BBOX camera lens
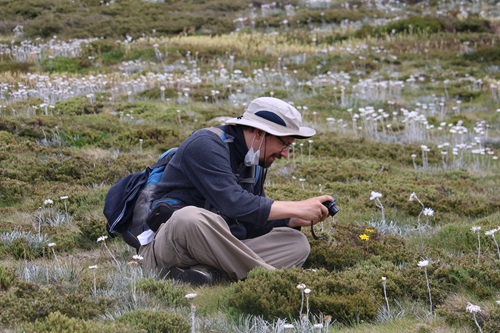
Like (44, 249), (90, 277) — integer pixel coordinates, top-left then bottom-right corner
(322, 197), (339, 216)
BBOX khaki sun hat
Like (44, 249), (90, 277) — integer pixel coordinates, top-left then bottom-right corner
(225, 97), (316, 138)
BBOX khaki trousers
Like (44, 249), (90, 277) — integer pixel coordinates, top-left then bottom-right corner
(139, 206), (310, 280)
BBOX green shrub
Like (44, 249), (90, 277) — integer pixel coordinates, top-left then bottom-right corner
(76, 215), (107, 243)
(463, 46), (500, 63)
(7, 237), (43, 260)
(117, 309), (190, 333)
(0, 281), (112, 325)
(20, 311), (93, 333)
(41, 56), (91, 73)
(0, 61), (32, 73)
(20, 311), (143, 333)
(454, 17), (491, 33)
(305, 225), (417, 271)
(378, 16), (444, 36)
(0, 265), (16, 291)
(55, 97), (104, 116)
(227, 267), (380, 324)
(136, 278), (189, 307)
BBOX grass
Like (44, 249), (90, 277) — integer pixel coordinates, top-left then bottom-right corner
(0, 0), (500, 332)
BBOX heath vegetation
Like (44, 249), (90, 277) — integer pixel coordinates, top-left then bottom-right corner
(0, 0), (499, 332)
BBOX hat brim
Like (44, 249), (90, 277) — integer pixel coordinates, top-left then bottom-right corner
(225, 117), (316, 139)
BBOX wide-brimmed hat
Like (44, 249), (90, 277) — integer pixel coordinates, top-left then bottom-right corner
(225, 97), (316, 138)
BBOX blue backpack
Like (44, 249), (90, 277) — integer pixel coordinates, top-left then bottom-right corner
(103, 127), (229, 250)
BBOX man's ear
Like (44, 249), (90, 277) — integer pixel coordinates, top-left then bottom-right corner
(255, 129), (265, 138)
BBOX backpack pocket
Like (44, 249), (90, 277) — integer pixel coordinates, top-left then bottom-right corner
(146, 199), (182, 231)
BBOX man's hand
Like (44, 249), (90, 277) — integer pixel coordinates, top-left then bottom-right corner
(268, 195), (334, 227)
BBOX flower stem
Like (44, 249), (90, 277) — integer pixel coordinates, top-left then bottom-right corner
(477, 232), (481, 265)
(383, 282), (390, 313)
(473, 313), (483, 333)
(104, 242), (120, 267)
(424, 267), (433, 314)
(493, 236), (500, 260)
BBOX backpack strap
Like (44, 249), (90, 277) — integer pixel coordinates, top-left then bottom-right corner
(203, 127), (232, 210)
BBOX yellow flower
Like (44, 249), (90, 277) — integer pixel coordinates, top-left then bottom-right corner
(365, 228), (375, 233)
(360, 234), (370, 241)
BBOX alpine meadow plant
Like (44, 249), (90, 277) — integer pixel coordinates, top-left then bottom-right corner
(370, 191), (385, 222)
(409, 192), (435, 226)
(382, 276), (390, 314)
(97, 235), (120, 267)
(466, 303), (483, 333)
(471, 226), (482, 265)
(418, 259), (433, 314)
(185, 293), (198, 333)
(48, 242), (58, 262)
(89, 265), (98, 297)
(485, 228), (500, 260)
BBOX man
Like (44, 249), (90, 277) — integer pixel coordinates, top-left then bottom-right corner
(139, 96), (333, 285)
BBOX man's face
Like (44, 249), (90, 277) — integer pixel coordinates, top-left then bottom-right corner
(260, 135), (294, 168)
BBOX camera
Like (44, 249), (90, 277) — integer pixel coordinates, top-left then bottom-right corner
(322, 196), (339, 216)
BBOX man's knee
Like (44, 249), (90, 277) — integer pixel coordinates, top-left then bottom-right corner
(292, 229), (311, 258)
(170, 206), (226, 235)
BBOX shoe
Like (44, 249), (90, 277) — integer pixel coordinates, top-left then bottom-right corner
(164, 266), (215, 286)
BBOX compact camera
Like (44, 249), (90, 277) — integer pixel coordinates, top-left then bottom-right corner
(322, 196), (339, 216)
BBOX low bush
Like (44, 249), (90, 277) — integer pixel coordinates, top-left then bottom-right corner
(392, 16), (445, 34)
(227, 267), (380, 324)
(19, 311), (142, 333)
(55, 97), (104, 116)
(0, 281), (111, 325)
(463, 45), (500, 63)
(117, 309), (190, 333)
(0, 264), (16, 290)
(136, 278), (189, 307)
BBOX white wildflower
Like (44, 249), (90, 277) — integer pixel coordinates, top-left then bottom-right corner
(409, 192), (417, 201)
(296, 283), (306, 290)
(89, 265), (98, 269)
(418, 260), (429, 267)
(304, 288), (311, 294)
(370, 191), (382, 201)
(185, 293), (198, 299)
(471, 226), (481, 233)
(97, 235), (108, 242)
(423, 208), (434, 216)
(485, 229), (497, 236)
(43, 199), (53, 205)
(48, 242), (56, 247)
(466, 302), (481, 313)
